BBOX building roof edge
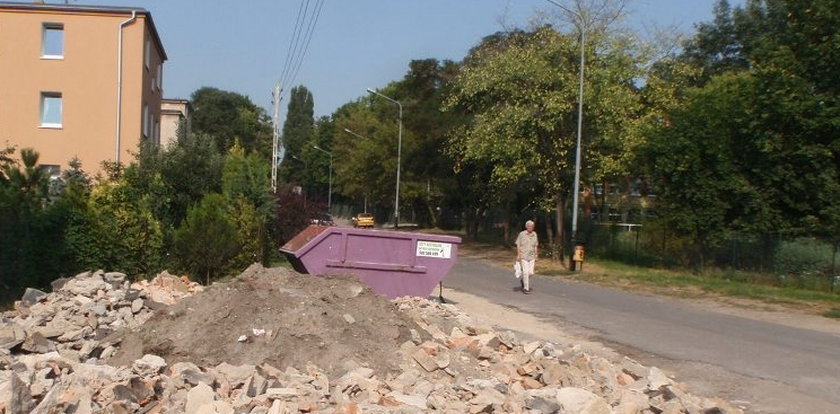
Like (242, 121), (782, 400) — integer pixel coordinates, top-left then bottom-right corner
(0, 2), (167, 61)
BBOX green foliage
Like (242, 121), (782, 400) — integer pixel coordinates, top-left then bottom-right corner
(279, 86), (315, 184)
(823, 308), (840, 319)
(174, 193), (239, 284)
(773, 238), (835, 281)
(222, 143), (272, 266)
(124, 133), (224, 228)
(0, 148), (83, 297)
(190, 87), (273, 157)
(636, 0), (840, 268)
(222, 142), (271, 216)
(72, 179), (164, 277)
(445, 26), (642, 247)
(227, 197), (263, 271)
(331, 98), (404, 214)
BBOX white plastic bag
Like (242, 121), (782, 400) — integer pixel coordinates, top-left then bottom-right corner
(514, 261), (522, 279)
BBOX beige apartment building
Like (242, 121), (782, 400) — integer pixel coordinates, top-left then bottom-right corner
(160, 98), (190, 149)
(0, 2), (166, 174)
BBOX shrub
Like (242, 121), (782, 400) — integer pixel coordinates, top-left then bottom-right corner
(174, 193), (239, 284)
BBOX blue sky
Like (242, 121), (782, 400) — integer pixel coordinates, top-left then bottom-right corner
(37, 0), (735, 117)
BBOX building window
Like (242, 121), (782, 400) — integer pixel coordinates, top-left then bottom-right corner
(38, 164), (61, 178)
(143, 103), (150, 137)
(154, 119), (160, 146)
(40, 92), (62, 128)
(144, 38), (151, 69)
(156, 63), (163, 91)
(42, 23), (64, 59)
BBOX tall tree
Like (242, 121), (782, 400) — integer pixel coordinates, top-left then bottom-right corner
(645, 0), (840, 264)
(681, 0), (749, 81)
(190, 87), (272, 157)
(279, 86), (315, 184)
(331, 100), (402, 215)
(445, 25), (641, 259)
(396, 59), (464, 228)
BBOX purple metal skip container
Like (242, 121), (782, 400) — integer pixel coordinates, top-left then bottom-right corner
(280, 225), (462, 299)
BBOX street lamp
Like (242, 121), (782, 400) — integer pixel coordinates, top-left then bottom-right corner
(544, 0), (586, 268)
(343, 128), (367, 140)
(312, 145), (332, 213)
(366, 88), (403, 229)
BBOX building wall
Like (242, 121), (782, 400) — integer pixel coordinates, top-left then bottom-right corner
(160, 99), (190, 149)
(0, 7), (164, 173)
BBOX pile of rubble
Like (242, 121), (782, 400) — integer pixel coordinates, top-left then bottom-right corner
(0, 267), (743, 413)
(1, 270), (202, 365)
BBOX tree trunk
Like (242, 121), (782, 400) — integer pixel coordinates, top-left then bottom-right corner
(503, 199), (513, 245)
(545, 216), (554, 250)
(583, 186), (593, 220)
(601, 180), (608, 222)
(555, 195), (567, 266)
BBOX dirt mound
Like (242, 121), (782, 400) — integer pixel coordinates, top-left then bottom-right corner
(109, 264), (423, 378)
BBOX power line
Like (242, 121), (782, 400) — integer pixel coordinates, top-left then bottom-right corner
(286, 0), (325, 89)
(279, 0), (311, 88)
(279, 0), (310, 87)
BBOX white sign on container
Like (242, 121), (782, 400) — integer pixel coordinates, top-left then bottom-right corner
(416, 241), (452, 259)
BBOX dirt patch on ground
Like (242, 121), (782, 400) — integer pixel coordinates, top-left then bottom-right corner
(109, 264), (424, 379)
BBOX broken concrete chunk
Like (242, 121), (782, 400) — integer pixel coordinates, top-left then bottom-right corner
(265, 387), (299, 400)
(648, 367), (672, 390)
(388, 392), (428, 409)
(412, 348), (439, 372)
(185, 381), (216, 414)
(0, 371), (36, 414)
(555, 387), (612, 414)
(132, 354), (167, 376)
(21, 288), (48, 307)
(0, 321), (27, 350)
(216, 362), (256, 388)
(21, 332), (56, 354)
(131, 298), (144, 314)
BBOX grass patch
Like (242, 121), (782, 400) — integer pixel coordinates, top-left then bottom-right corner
(458, 239), (840, 311)
(823, 308), (840, 318)
(588, 258), (840, 306)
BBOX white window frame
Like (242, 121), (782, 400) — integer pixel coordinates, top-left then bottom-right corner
(41, 22), (64, 60)
(143, 103), (150, 137)
(38, 164), (61, 178)
(154, 118), (160, 146)
(144, 38), (151, 69)
(39, 92), (63, 128)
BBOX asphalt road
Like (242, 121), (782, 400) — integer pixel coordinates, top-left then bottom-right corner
(444, 257), (840, 414)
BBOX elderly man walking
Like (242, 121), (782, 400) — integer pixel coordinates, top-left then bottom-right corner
(515, 220), (539, 294)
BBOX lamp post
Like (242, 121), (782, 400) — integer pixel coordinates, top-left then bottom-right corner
(544, 0), (585, 268)
(312, 145), (332, 213)
(366, 88), (403, 229)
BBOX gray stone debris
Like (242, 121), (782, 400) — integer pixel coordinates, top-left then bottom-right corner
(0, 270), (745, 413)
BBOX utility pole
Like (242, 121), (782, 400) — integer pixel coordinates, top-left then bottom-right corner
(271, 82), (283, 193)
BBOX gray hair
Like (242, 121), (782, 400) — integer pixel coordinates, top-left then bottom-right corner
(525, 220), (535, 227)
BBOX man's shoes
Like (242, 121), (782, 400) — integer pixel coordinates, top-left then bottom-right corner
(523, 289), (531, 295)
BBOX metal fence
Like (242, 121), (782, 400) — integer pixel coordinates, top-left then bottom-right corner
(580, 222), (840, 292)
